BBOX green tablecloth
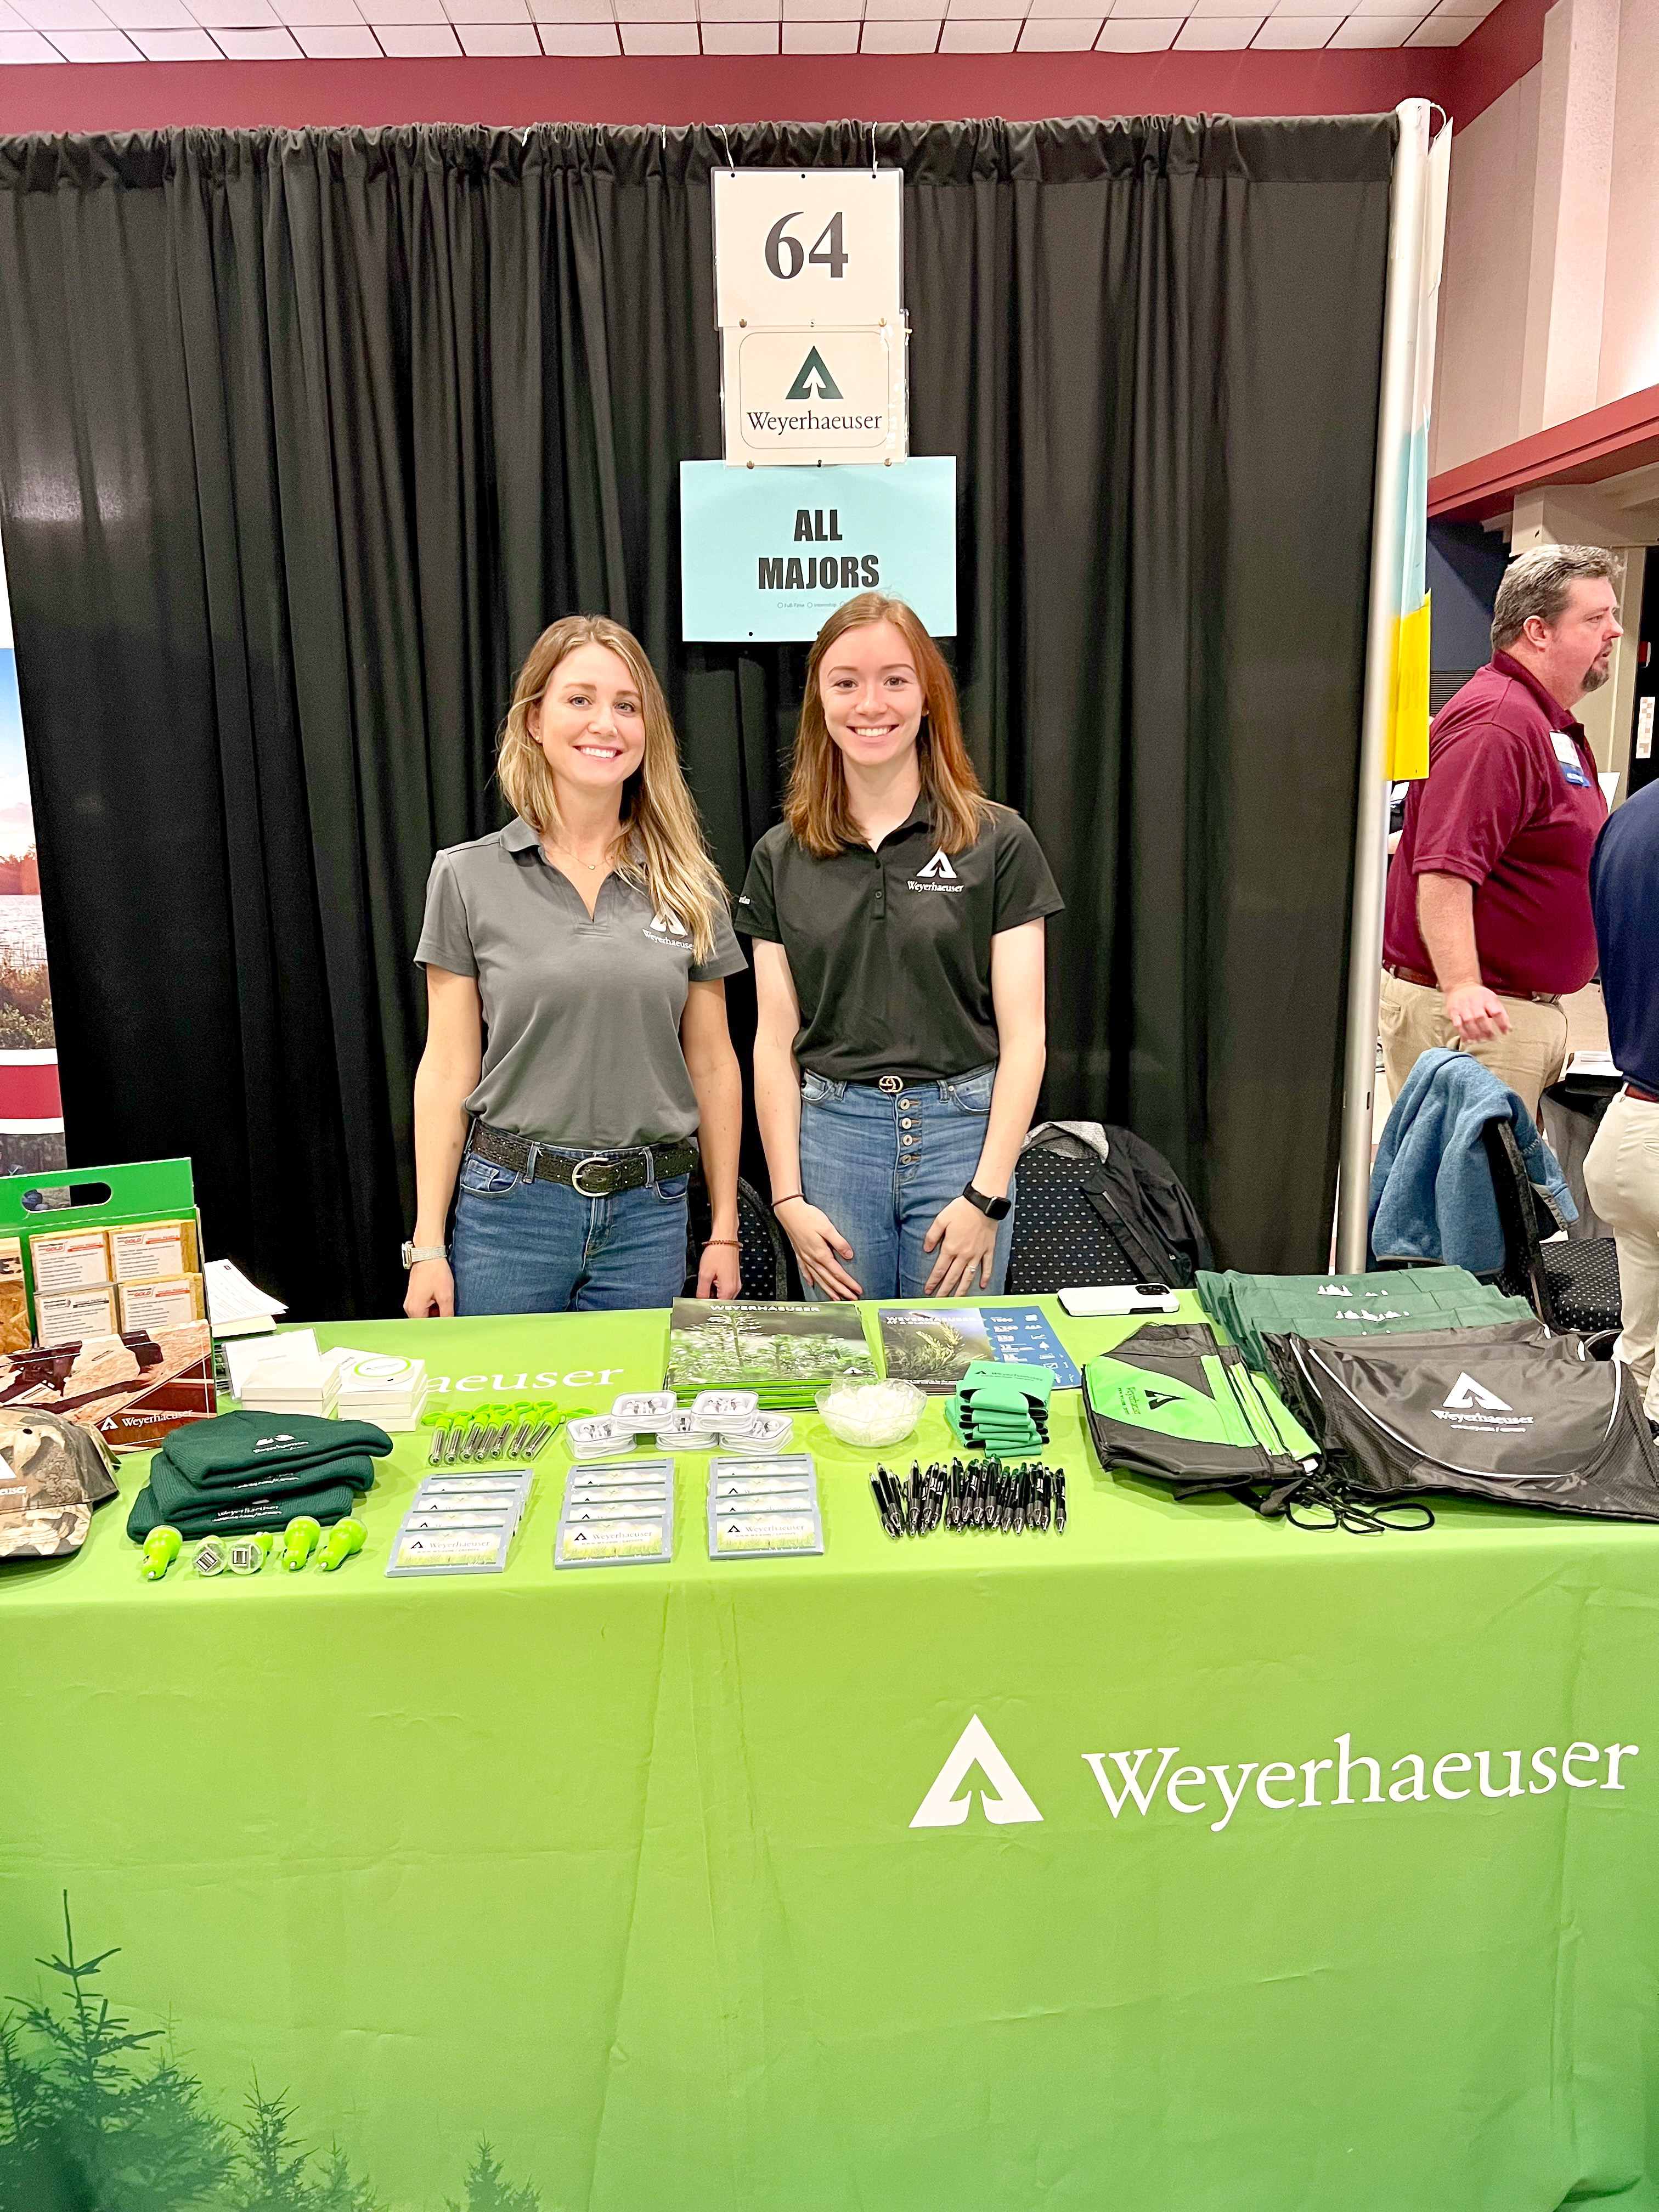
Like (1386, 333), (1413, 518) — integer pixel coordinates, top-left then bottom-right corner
(3, 1297), (1657, 2212)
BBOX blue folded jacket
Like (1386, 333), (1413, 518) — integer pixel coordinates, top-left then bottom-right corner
(1368, 1047), (1575, 1273)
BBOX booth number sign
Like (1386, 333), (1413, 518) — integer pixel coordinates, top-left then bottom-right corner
(713, 168), (903, 334)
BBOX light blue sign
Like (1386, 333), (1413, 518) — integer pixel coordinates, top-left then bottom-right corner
(680, 458), (956, 643)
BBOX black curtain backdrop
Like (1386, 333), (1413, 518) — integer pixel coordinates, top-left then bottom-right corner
(0, 117), (1390, 1318)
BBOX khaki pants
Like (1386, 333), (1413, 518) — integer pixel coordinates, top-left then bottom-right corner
(1378, 970), (1569, 1124)
(1583, 1090), (1659, 1424)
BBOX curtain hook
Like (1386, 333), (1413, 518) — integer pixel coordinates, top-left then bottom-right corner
(718, 122), (735, 171)
(868, 121), (877, 174)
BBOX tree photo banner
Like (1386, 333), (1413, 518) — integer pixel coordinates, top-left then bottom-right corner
(0, 117), (1392, 1316)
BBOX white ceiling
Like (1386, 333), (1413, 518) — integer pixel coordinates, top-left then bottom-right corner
(0, 0), (1498, 60)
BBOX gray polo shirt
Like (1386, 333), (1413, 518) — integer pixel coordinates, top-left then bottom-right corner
(415, 818), (746, 1150)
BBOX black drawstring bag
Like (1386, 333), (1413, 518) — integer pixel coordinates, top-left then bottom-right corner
(1278, 1328), (1659, 1522)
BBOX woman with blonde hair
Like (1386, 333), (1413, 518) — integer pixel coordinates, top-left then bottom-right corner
(741, 593), (1061, 1302)
(404, 615), (745, 1317)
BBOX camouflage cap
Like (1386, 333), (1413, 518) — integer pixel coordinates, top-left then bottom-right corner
(0, 1407), (119, 1562)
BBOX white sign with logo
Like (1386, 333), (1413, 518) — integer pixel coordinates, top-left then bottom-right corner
(721, 325), (906, 468)
(713, 167), (902, 332)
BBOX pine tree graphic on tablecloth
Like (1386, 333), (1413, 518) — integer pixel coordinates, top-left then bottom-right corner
(0, 1892), (231, 2212)
(445, 2140), (539, 2212)
(0, 1894), (540, 2212)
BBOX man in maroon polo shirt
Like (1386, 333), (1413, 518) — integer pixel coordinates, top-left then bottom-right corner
(1381, 544), (1622, 1119)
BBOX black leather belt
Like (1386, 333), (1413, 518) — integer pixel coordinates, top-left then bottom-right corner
(468, 1122), (697, 1198)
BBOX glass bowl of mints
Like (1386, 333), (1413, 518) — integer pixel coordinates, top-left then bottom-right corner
(815, 1379), (926, 1449)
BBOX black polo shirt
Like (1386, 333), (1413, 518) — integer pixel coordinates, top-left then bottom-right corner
(737, 803), (1063, 1084)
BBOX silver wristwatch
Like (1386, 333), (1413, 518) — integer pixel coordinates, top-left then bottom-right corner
(402, 1241), (446, 1269)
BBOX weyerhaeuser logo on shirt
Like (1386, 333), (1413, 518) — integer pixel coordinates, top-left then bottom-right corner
(645, 913), (690, 945)
(909, 1717), (1637, 1836)
(909, 849), (963, 893)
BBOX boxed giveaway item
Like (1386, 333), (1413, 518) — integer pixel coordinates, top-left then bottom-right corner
(0, 1159), (215, 1447)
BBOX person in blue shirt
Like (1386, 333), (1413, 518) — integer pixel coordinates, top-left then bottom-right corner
(1583, 780), (1659, 1425)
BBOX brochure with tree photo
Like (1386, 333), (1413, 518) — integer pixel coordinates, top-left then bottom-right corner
(877, 1306), (1081, 1391)
(665, 1300), (876, 1407)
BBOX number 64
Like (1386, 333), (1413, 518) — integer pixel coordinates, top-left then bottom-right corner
(764, 210), (848, 280)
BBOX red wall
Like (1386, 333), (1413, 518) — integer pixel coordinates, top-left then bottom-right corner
(0, 0), (1544, 142)
(0, 46), (1460, 134)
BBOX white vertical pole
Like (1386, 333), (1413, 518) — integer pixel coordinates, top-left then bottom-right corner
(1334, 98), (1434, 1273)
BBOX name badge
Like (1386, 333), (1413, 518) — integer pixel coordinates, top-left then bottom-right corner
(1551, 731), (1590, 787)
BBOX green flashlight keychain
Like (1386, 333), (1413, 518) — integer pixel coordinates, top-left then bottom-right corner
(281, 1516), (321, 1571)
(141, 1525), (182, 1581)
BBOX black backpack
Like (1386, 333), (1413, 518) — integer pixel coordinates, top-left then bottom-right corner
(1006, 1126), (1214, 1294)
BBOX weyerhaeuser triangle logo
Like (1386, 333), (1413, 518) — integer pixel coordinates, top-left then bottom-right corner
(1443, 1372), (1511, 1412)
(786, 346), (843, 402)
(916, 849), (958, 881)
(910, 1715), (1044, 1829)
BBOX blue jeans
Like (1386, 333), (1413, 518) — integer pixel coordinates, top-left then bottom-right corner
(797, 1064), (1015, 1302)
(450, 1147), (690, 1315)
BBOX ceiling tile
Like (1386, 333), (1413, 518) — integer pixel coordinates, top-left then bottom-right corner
(1252, 10), (1334, 36)
(358, 0), (444, 19)
(445, 0), (528, 18)
(864, 0), (939, 16)
(1093, 13), (1173, 38)
(701, 15), (773, 37)
(274, 0), (365, 21)
(1187, 0), (1256, 12)
(373, 16), (457, 39)
(618, 17), (697, 42)
(1174, 11), (1260, 37)
(185, 0), (278, 21)
(13, 0), (110, 28)
(0, 1), (31, 21)
(859, 13), (934, 41)
(529, 0), (612, 17)
(1026, 0), (1102, 13)
(1431, 0), (1493, 14)
(1407, 9), (1472, 35)
(938, 14), (1015, 40)
(1346, 0), (1422, 14)
(781, 14), (854, 38)
(215, 21), (299, 43)
(0, 22), (60, 46)
(98, 0), (198, 23)
(292, 16), (377, 40)
(1107, 0), (1182, 16)
(129, 21), (219, 43)
(782, 0), (855, 14)
(1018, 11), (1093, 35)
(52, 21), (138, 44)
(612, 0), (685, 16)
(538, 15), (616, 35)
(949, 0), (1028, 15)
(700, 0), (778, 18)
(456, 15), (535, 38)
(1328, 10), (1418, 37)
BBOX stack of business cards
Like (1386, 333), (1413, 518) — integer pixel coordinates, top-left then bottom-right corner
(555, 1458), (673, 1568)
(386, 1467), (533, 1576)
(707, 1453), (823, 1559)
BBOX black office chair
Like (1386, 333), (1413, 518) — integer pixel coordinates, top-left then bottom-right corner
(682, 1171), (790, 1301)
(1481, 1120), (1622, 1336)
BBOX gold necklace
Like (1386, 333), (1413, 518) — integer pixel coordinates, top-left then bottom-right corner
(548, 836), (608, 876)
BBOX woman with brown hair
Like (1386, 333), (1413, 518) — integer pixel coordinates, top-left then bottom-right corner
(403, 615), (746, 1317)
(741, 593), (1061, 1302)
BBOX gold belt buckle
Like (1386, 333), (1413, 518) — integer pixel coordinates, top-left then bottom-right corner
(877, 1075), (902, 1094)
